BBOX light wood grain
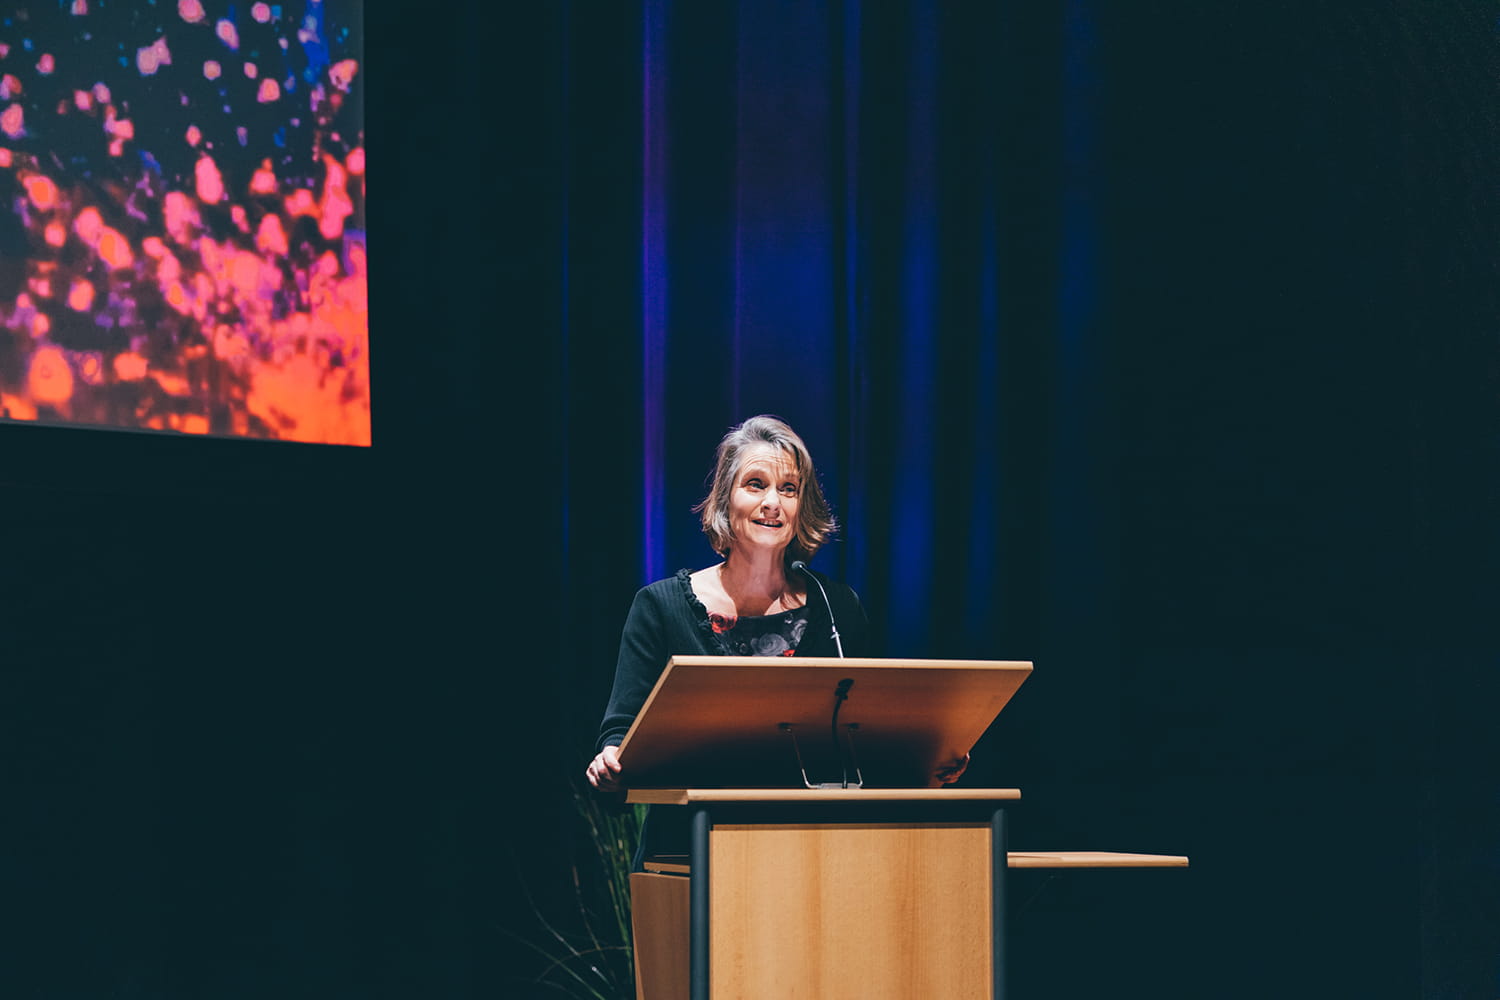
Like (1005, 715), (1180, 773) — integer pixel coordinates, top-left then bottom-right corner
(710, 822), (992, 999)
(630, 872), (689, 1000)
(1008, 851), (1189, 868)
(618, 656), (1031, 788)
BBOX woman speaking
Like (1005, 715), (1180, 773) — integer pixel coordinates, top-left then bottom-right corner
(585, 415), (965, 859)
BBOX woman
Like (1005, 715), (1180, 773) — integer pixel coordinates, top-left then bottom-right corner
(586, 415), (967, 807)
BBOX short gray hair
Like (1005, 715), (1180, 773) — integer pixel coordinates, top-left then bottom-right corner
(695, 415), (836, 565)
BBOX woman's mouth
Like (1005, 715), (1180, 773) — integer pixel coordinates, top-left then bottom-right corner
(753, 518), (783, 528)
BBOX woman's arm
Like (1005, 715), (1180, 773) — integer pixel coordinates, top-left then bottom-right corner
(587, 586), (670, 791)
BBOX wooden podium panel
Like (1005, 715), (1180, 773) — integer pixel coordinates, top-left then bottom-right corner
(711, 822), (992, 999)
(628, 789), (1015, 1000)
(632, 872), (690, 1000)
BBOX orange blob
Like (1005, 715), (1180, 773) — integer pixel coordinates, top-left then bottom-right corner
(285, 188), (316, 217)
(346, 147), (365, 175)
(165, 281), (189, 313)
(251, 2), (271, 23)
(243, 61), (258, 78)
(78, 353), (104, 386)
(203, 60), (221, 80)
(37, 54), (55, 76)
(23, 174), (58, 211)
(1, 74), (20, 99)
(318, 155), (353, 240)
(114, 352), (149, 381)
(98, 228), (133, 269)
(152, 371), (190, 396)
(73, 89), (92, 110)
(2, 103), (25, 140)
(0, 148), (11, 168)
(31, 312), (50, 337)
(256, 213), (288, 256)
(250, 161), (277, 194)
(44, 222), (65, 246)
(179, 0), (206, 23)
(71, 0), (89, 13)
(105, 112), (134, 140)
(164, 190), (199, 243)
(28, 345), (74, 404)
(74, 206), (104, 245)
(142, 236), (167, 258)
(329, 59), (359, 92)
(229, 251), (262, 297)
(213, 323), (251, 360)
(156, 249), (181, 284)
(256, 78), (280, 103)
(68, 278), (95, 311)
(93, 82), (111, 103)
(195, 154), (225, 203)
(185, 124), (202, 146)
(1, 393), (38, 421)
(216, 19), (240, 50)
(192, 273), (214, 319)
(315, 250), (339, 279)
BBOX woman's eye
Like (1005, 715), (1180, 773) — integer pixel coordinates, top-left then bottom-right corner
(780, 484), (798, 496)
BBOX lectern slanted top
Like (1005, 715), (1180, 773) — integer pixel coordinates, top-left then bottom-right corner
(617, 655), (1032, 789)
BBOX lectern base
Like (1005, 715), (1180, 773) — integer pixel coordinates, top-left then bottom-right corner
(633, 821), (994, 1000)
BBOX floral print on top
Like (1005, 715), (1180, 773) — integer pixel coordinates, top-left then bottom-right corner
(707, 608), (809, 656)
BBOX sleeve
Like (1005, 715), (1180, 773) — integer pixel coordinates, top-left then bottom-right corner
(595, 586), (671, 753)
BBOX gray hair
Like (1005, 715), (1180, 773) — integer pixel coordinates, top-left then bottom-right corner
(695, 415), (836, 564)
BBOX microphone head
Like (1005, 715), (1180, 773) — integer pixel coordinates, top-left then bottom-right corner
(790, 560), (808, 574)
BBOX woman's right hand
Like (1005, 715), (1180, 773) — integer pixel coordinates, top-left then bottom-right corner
(586, 745), (623, 792)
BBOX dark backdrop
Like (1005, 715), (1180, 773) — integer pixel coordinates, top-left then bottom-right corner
(5, 1), (1497, 998)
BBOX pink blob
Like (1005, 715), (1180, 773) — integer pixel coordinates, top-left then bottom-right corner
(1, 104), (25, 140)
(195, 154), (225, 203)
(137, 38), (172, 76)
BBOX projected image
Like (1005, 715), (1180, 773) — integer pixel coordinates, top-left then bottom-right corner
(0, 0), (367, 445)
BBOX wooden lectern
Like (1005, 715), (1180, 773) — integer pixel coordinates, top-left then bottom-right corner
(617, 656), (1033, 1000)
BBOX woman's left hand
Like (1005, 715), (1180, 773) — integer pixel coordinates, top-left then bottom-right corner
(935, 752), (970, 784)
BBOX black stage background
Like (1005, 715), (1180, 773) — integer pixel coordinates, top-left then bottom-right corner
(4, 2), (1497, 997)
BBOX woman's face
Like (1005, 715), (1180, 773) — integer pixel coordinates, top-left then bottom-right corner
(727, 443), (801, 558)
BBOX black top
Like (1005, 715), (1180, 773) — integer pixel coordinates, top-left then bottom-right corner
(595, 567), (872, 753)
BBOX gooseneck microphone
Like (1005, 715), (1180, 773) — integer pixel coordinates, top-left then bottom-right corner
(790, 560), (844, 657)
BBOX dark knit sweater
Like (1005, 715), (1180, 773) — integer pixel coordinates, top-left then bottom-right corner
(595, 567), (872, 753)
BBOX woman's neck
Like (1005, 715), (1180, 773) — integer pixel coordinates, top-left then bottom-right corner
(718, 550), (796, 613)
